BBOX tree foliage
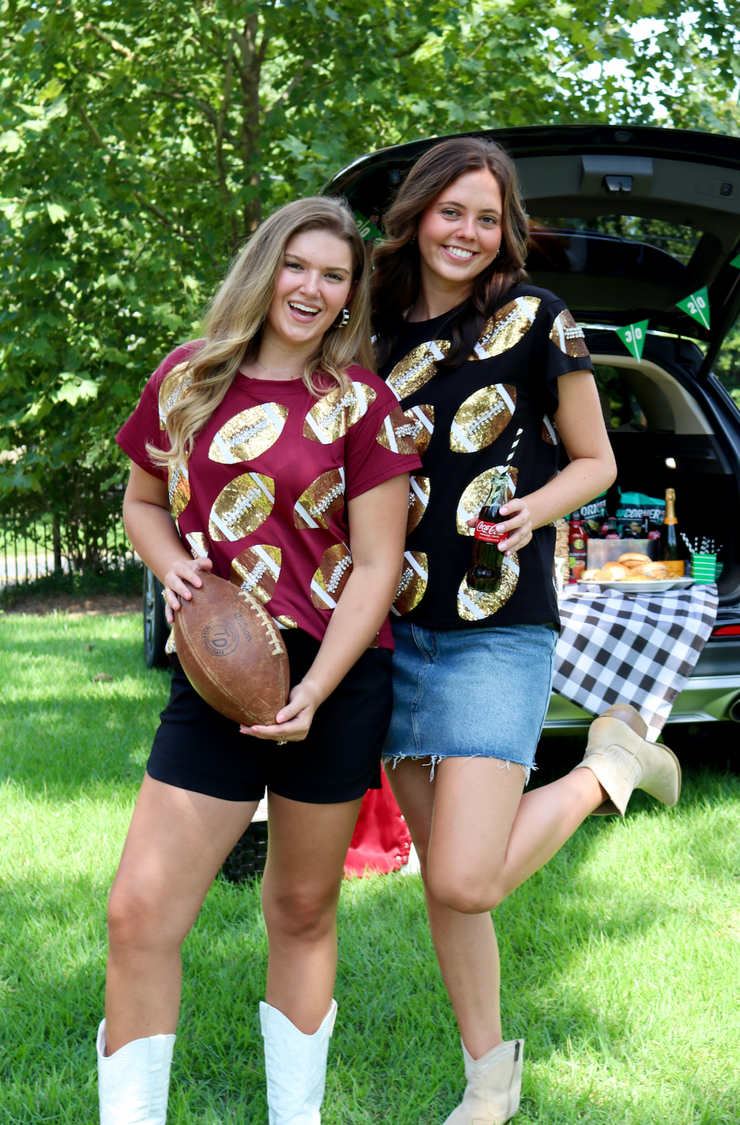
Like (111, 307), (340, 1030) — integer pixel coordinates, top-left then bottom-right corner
(1, 0), (739, 567)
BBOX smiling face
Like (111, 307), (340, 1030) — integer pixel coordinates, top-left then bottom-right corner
(416, 168), (503, 301)
(263, 229), (354, 357)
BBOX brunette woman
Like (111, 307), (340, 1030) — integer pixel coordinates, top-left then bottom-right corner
(100, 196), (421, 1124)
(371, 138), (681, 1124)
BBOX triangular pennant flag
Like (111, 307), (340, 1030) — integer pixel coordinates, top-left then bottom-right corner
(615, 319), (649, 361)
(354, 210), (384, 242)
(677, 286), (710, 330)
(730, 253), (740, 269)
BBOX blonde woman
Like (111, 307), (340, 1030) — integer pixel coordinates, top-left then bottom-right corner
(100, 196), (421, 1124)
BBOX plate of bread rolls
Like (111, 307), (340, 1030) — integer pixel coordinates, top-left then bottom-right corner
(578, 553), (694, 592)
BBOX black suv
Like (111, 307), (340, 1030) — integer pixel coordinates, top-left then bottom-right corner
(144, 124), (740, 748)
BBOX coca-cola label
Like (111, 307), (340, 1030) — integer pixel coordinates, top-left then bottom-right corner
(474, 519), (505, 543)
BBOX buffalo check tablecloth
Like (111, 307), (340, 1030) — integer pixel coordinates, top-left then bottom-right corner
(553, 583), (718, 742)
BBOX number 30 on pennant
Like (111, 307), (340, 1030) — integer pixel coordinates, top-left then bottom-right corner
(616, 319), (649, 361)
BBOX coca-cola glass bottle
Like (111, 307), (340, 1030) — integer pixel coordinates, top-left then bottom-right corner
(467, 474), (508, 592)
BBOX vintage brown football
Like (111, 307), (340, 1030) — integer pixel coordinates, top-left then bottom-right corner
(173, 572), (290, 726)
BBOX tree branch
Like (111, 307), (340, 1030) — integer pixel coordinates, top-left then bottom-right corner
(130, 190), (218, 265)
(261, 61), (311, 125)
(149, 87), (240, 147)
(74, 101), (107, 148)
(83, 22), (136, 62)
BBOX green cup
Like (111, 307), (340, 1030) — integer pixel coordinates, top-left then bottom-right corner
(692, 553), (717, 584)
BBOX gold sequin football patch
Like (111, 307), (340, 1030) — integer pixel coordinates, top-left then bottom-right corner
(294, 468), (346, 530)
(376, 406), (420, 455)
(159, 363), (193, 430)
(407, 475), (430, 535)
(457, 553), (519, 621)
(275, 614), (297, 629)
(303, 382), (377, 444)
(230, 544), (281, 603)
(456, 467), (518, 536)
(391, 551), (428, 616)
(386, 339), (449, 400)
(549, 310), (589, 358)
(310, 543), (353, 610)
(168, 462), (190, 520)
(450, 384), (517, 452)
(208, 472), (275, 541)
(470, 296), (540, 361)
(209, 402), (288, 464)
(186, 532), (209, 558)
(400, 404), (434, 454)
(542, 414), (558, 445)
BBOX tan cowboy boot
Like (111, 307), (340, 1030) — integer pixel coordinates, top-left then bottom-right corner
(443, 1038), (523, 1124)
(573, 704), (681, 816)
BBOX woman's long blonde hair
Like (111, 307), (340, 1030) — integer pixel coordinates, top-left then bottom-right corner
(150, 196), (373, 468)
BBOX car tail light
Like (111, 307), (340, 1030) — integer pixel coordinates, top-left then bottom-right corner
(712, 625), (740, 636)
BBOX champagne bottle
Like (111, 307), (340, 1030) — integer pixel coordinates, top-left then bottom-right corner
(660, 488), (684, 577)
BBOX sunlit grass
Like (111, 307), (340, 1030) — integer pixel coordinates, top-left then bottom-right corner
(1, 610), (739, 1122)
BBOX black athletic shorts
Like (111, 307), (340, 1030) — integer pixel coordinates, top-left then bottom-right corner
(146, 629), (391, 804)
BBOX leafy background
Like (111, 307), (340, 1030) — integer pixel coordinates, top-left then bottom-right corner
(1, 0), (740, 564)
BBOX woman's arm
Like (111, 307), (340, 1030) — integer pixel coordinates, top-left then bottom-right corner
(244, 472), (410, 742)
(123, 463), (212, 619)
(492, 370), (617, 555)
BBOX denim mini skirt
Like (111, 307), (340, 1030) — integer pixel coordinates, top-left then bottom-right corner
(384, 620), (557, 783)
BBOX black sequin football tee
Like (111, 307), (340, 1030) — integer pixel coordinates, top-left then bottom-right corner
(376, 284), (594, 630)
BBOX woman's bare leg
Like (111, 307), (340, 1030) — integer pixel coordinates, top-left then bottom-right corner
(386, 761), (503, 1059)
(105, 773), (258, 1054)
(386, 757), (606, 1059)
(261, 793), (363, 1033)
(427, 758), (606, 915)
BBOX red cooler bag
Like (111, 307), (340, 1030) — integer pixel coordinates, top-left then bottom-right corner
(344, 765), (413, 877)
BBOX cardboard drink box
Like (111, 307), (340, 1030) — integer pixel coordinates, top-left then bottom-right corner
(586, 539), (659, 569)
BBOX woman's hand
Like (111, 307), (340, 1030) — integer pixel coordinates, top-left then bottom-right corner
(467, 496), (533, 555)
(162, 556), (213, 624)
(240, 680), (322, 743)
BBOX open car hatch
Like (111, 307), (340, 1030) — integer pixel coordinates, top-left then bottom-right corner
(325, 124), (740, 379)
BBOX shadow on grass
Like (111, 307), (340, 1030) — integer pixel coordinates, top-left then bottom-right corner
(1, 774), (738, 1123)
(2, 610), (739, 1121)
(0, 872), (272, 1123)
(0, 632), (171, 796)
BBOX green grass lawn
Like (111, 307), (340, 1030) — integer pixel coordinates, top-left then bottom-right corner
(1, 609), (739, 1123)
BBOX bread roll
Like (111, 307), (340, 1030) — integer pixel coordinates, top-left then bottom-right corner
(618, 552), (651, 566)
(603, 561), (630, 575)
(593, 564), (629, 581)
(581, 569), (600, 581)
(640, 561), (669, 580)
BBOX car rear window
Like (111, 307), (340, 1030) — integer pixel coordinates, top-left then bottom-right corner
(527, 216), (702, 286)
(593, 364), (647, 431)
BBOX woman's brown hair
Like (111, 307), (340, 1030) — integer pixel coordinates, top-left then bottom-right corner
(148, 196), (373, 469)
(371, 137), (530, 370)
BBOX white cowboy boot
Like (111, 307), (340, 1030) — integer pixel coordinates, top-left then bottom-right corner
(573, 703), (681, 815)
(96, 1018), (176, 1124)
(443, 1038), (524, 1124)
(260, 999), (337, 1125)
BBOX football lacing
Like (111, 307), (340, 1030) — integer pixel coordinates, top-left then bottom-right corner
(326, 554), (352, 593)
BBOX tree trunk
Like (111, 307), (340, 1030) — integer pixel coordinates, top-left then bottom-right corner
(235, 12), (265, 240)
